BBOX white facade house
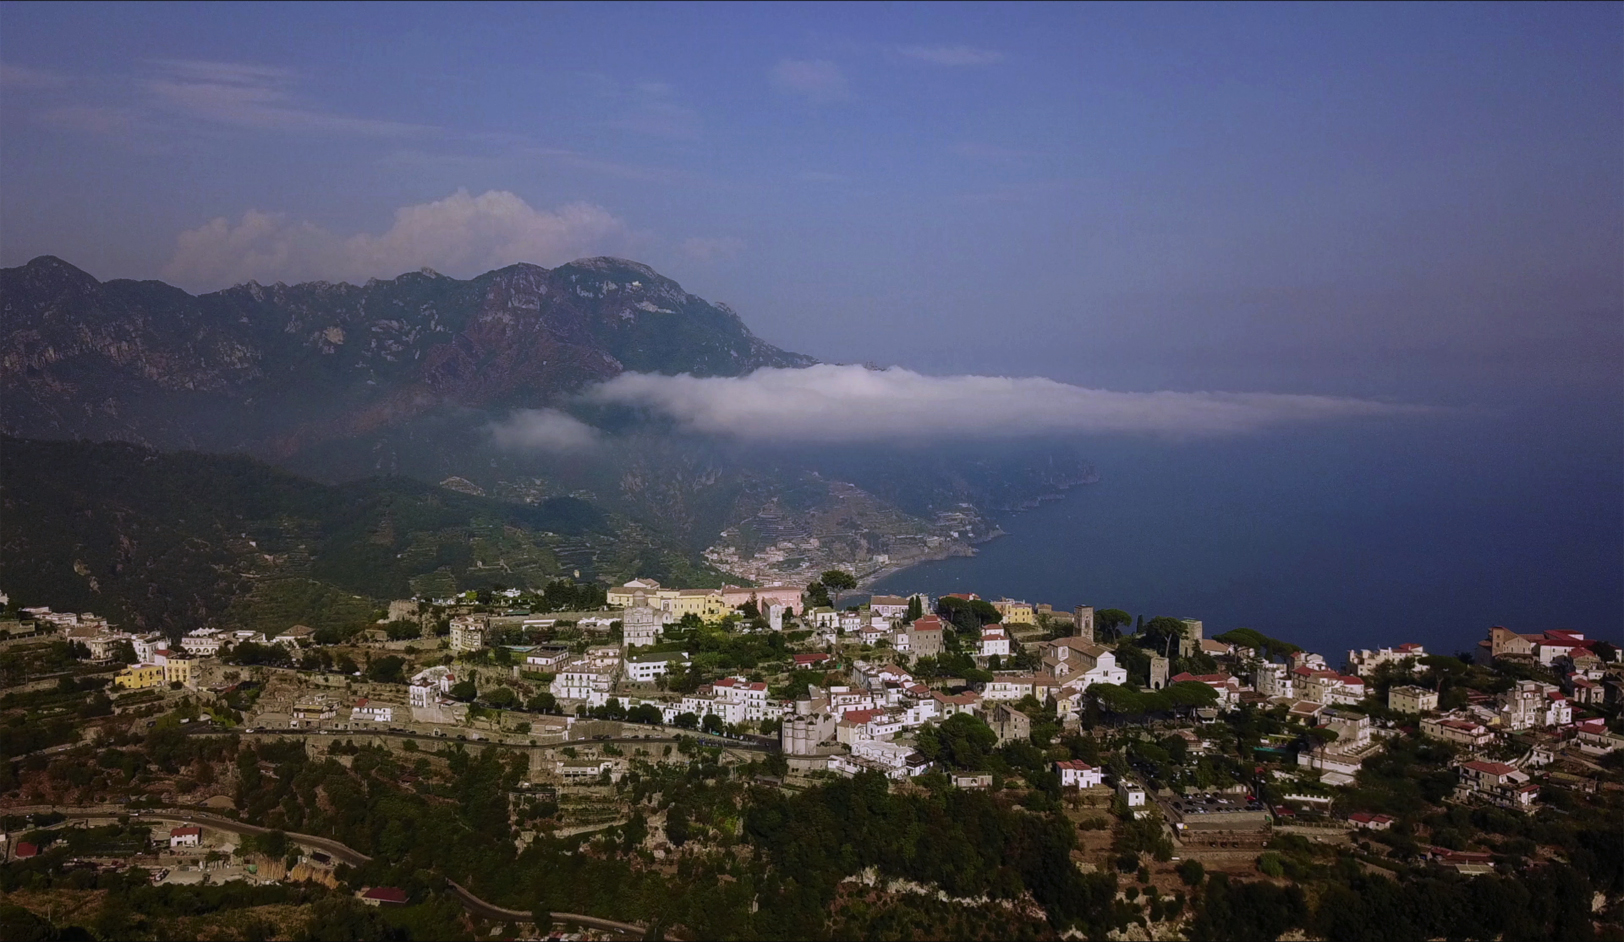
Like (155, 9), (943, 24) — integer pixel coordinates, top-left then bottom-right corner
(980, 627), (1011, 658)
(712, 677), (772, 721)
(1346, 644), (1426, 677)
(830, 739), (930, 780)
(1056, 760), (1104, 789)
(626, 652), (689, 683)
(179, 629), (224, 657)
(1252, 662), (1295, 699)
(1389, 685), (1439, 714)
(449, 615), (488, 654)
(868, 595), (911, 619)
(979, 674), (1037, 701)
(351, 704), (394, 725)
(553, 668), (615, 705)
(408, 666), (456, 709)
(169, 827), (202, 848)
(1499, 680), (1571, 729)
(524, 647), (572, 671)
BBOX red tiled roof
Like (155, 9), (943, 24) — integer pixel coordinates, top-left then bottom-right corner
(362, 887), (409, 904)
(170, 827), (202, 837)
(1055, 760), (1096, 771)
(1462, 760), (1517, 775)
(841, 708), (886, 724)
(14, 841), (39, 858)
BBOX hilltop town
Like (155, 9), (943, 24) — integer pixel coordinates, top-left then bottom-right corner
(2, 577), (1620, 940)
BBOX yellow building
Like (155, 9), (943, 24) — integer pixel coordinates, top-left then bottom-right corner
(994, 599), (1036, 626)
(114, 663), (166, 690)
(162, 657), (193, 688)
(665, 589), (729, 621)
(607, 579), (668, 608)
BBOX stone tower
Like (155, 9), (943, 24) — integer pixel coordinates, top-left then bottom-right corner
(1073, 605), (1095, 642)
(1178, 618), (1204, 657)
(1149, 654), (1170, 690)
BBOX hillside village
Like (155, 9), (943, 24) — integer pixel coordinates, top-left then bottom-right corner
(3, 575), (1621, 938)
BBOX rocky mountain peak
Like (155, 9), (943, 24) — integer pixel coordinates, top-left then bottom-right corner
(0, 255), (813, 457)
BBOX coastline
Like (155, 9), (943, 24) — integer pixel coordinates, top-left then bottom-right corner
(855, 474), (1096, 592)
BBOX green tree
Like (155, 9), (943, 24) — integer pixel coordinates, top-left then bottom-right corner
(365, 655), (406, 684)
(665, 802), (691, 846)
(1142, 616), (1190, 657)
(820, 570), (856, 607)
(1094, 608), (1132, 640)
(915, 712), (999, 771)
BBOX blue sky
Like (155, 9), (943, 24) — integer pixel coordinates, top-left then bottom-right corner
(2, 1), (1619, 402)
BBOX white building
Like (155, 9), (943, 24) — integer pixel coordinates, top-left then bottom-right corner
(1421, 714), (1495, 748)
(622, 602), (663, 647)
(1389, 685), (1438, 714)
(169, 826), (202, 848)
(830, 739), (930, 780)
(1346, 644), (1426, 677)
(449, 615), (488, 654)
(979, 674), (1037, 701)
(1455, 760), (1539, 811)
(179, 629), (224, 657)
(626, 652), (689, 683)
(1117, 779), (1148, 809)
(408, 666), (456, 709)
(868, 595), (911, 619)
(351, 704), (394, 725)
(1498, 680), (1570, 729)
(524, 647), (572, 671)
(1056, 760), (1104, 789)
(980, 627), (1011, 658)
(553, 668), (615, 705)
(712, 677), (772, 721)
(1252, 662), (1295, 699)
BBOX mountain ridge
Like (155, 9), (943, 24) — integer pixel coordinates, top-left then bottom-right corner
(1, 254), (814, 456)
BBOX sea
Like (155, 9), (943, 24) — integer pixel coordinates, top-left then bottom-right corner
(870, 399), (1623, 661)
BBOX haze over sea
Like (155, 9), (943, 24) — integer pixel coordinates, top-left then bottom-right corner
(873, 397), (1623, 660)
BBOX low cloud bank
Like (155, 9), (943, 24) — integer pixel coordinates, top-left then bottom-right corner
(579, 364), (1424, 442)
(488, 408), (601, 452)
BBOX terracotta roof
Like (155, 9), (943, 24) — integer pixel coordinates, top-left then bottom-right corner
(1462, 760), (1518, 775)
(14, 841), (39, 858)
(362, 887), (409, 904)
(1055, 759), (1096, 771)
(170, 827), (202, 837)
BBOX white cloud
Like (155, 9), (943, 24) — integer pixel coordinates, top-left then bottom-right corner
(771, 59), (849, 102)
(488, 409), (601, 452)
(163, 189), (633, 289)
(894, 45), (1004, 66)
(584, 364), (1425, 442)
(143, 59), (430, 136)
